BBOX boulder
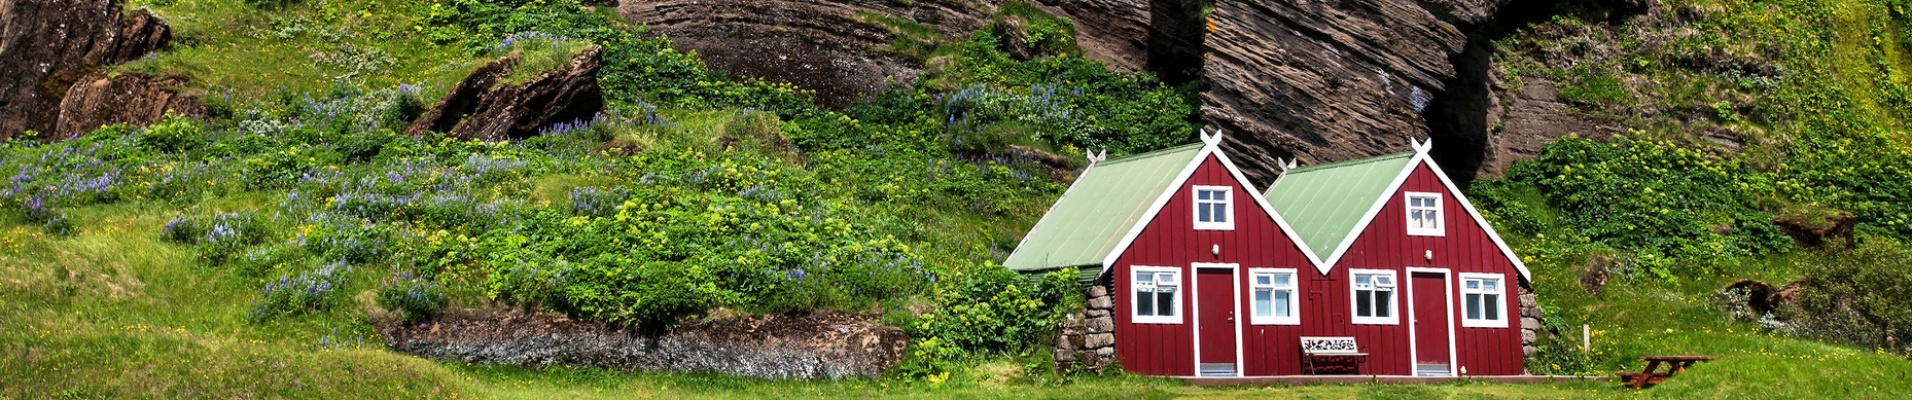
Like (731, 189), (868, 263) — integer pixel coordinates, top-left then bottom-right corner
(0, 0), (172, 139)
(382, 309), (909, 379)
(405, 46), (605, 141)
(1774, 208), (1857, 250)
(54, 70), (203, 139)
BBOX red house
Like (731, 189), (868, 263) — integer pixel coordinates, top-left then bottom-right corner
(1006, 132), (1532, 377)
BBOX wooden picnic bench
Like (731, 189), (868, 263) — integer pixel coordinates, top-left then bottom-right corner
(1300, 336), (1368, 375)
(1617, 355), (1719, 389)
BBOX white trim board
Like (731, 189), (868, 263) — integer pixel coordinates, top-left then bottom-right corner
(1404, 267), (1458, 377)
(1188, 262), (1244, 377)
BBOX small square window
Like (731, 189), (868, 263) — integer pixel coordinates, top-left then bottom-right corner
(1193, 186), (1234, 230)
(1461, 273), (1509, 328)
(1250, 268), (1299, 325)
(1132, 267), (1182, 324)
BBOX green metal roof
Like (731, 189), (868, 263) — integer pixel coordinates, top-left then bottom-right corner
(1004, 143), (1206, 272)
(1262, 152), (1416, 260)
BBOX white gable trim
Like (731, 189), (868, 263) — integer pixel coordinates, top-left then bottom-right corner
(1313, 142), (1531, 281)
(1100, 132), (1325, 272)
(1420, 154), (1533, 281)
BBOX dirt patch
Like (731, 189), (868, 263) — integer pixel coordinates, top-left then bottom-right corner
(380, 309), (908, 379)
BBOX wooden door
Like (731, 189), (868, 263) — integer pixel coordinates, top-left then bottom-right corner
(1196, 268), (1237, 371)
(1410, 271), (1451, 369)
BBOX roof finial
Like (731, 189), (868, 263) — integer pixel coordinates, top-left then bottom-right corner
(1411, 137), (1433, 154)
(1086, 148), (1107, 165)
(1200, 128), (1223, 146)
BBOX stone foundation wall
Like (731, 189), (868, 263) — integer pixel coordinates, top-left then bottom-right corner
(1518, 283), (1543, 365)
(1053, 279), (1116, 371)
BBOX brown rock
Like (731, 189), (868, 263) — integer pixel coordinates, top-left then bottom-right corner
(0, 0), (172, 139)
(1087, 295), (1113, 310)
(54, 70), (202, 139)
(1086, 316), (1114, 333)
(1774, 209), (1857, 249)
(1084, 333), (1114, 348)
(406, 46), (605, 141)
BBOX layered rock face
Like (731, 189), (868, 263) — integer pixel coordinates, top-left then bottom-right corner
(383, 310), (910, 379)
(621, 0), (997, 108)
(0, 0), (172, 139)
(1203, 0), (1492, 184)
(406, 47), (606, 141)
(54, 71), (203, 140)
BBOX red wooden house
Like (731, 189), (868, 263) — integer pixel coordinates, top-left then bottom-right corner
(1259, 138), (1531, 377)
(1006, 132), (1531, 377)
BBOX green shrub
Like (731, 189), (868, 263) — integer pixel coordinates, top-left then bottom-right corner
(378, 273), (448, 324)
(139, 113), (208, 154)
(249, 261), (349, 322)
(909, 266), (1081, 354)
(1789, 239), (1912, 353)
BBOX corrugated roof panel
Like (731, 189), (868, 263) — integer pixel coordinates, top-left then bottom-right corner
(1003, 143), (1205, 271)
(1263, 152), (1415, 260)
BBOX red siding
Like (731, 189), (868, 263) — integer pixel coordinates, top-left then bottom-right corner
(1111, 155), (1314, 376)
(1306, 163), (1525, 375)
(1107, 157), (1525, 376)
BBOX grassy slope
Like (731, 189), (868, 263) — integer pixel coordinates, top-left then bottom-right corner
(4, 0), (1911, 399)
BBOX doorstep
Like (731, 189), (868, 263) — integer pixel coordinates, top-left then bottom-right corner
(1181, 375), (1610, 386)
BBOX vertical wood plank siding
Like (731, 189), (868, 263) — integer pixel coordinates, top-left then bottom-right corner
(1112, 155), (1313, 376)
(1109, 159), (1524, 376)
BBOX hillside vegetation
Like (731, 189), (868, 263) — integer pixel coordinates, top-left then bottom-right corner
(2, 0), (1910, 398)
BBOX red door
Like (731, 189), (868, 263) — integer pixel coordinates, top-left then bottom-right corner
(1196, 268), (1237, 373)
(1410, 272), (1451, 369)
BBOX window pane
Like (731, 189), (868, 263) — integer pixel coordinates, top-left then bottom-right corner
(1466, 293), (1481, 320)
(1376, 276), (1393, 287)
(1273, 274), (1290, 286)
(1466, 280), (1480, 290)
(1138, 294), (1155, 316)
(1255, 275), (1271, 286)
(1486, 294), (1500, 320)
(1199, 205), (1211, 222)
(1374, 291), (1391, 318)
(1275, 291), (1291, 317)
(1355, 275), (1371, 287)
(1355, 291), (1372, 317)
(1213, 204), (1227, 222)
(1136, 272), (1152, 284)
(1253, 289), (1271, 317)
(1157, 292), (1176, 316)
(1484, 279), (1498, 291)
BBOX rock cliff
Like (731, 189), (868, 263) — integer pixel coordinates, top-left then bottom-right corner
(406, 46), (606, 141)
(54, 70), (204, 140)
(0, 0), (172, 139)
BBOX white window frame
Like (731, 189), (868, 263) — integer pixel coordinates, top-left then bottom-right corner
(1192, 185), (1235, 231)
(1131, 266), (1184, 324)
(1247, 268), (1300, 325)
(1405, 191), (1445, 237)
(1459, 273), (1510, 328)
(1349, 269), (1400, 325)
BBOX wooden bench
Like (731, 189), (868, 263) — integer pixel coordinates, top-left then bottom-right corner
(1617, 355), (1719, 389)
(1300, 336), (1368, 375)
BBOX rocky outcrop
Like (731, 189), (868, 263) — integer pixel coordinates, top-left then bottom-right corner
(1023, 0), (1149, 72)
(1518, 284), (1542, 362)
(0, 0), (172, 139)
(381, 310), (909, 379)
(405, 46), (605, 141)
(1203, 0), (1491, 184)
(1053, 279), (1116, 372)
(54, 71), (203, 140)
(621, 0), (996, 108)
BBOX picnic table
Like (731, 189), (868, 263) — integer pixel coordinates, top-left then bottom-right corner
(1617, 355), (1719, 389)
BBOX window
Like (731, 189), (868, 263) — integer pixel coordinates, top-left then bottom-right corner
(1406, 192), (1444, 236)
(1350, 270), (1398, 325)
(1461, 273), (1509, 328)
(1193, 186), (1234, 230)
(1249, 268), (1299, 325)
(1131, 267), (1182, 324)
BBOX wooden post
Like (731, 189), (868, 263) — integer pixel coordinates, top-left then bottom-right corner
(1582, 324), (1591, 354)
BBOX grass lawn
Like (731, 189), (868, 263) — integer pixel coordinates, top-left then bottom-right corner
(0, 189), (1905, 399)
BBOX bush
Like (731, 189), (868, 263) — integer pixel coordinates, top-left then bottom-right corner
(909, 266), (1080, 354)
(378, 272), (448, 324)
(138, 113), (208, 154)
(1788, 239), (1912, 353)
(249, 261), (349, 322)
